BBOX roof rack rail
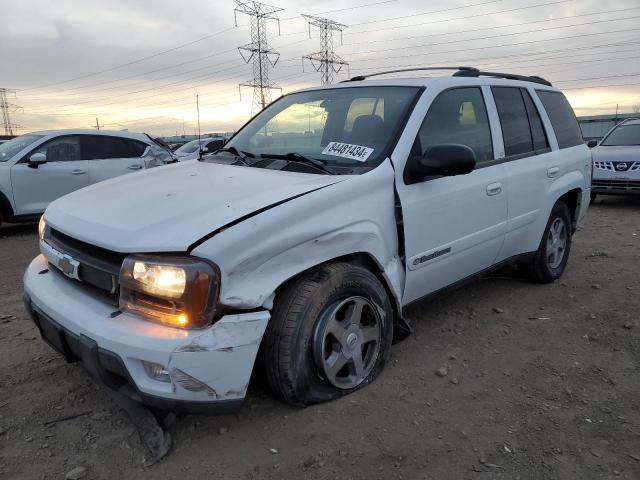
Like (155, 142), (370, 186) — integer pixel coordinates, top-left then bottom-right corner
(343, 66), (552, 86)
(452, 69), (552, 86)
(343, 66), (479, 82)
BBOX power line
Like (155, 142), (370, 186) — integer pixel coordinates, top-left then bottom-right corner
(19, 25), (244, 92)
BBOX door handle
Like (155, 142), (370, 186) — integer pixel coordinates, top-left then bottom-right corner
(547, 166), (560, 178)
(71, 169), (86, 175)
(486, 182), (502, 196)
(128, 164), (143, 170)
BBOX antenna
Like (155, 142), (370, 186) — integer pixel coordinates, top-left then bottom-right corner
(196, 94), (202, 161)
(302, 15), (348, 85)
(234, 1), (283, 113)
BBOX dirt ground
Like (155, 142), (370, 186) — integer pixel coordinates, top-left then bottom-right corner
(1, 196), (639, 480)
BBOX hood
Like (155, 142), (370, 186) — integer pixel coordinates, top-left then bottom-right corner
(592, 145), (640, 162)
(45, 161), (345, 252)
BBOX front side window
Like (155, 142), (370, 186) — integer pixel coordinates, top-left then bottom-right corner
(601, 123), (640, 146)
(221, 86), (420, 172)
(413, 87), (493, 164)
(0, 134), (44, 162)
(536, 90), (583, 149)
(33, 136), (81, 162)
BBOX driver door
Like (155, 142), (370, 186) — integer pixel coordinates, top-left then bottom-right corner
(11, 135), (89, 215)
(395, 86), (508, 304)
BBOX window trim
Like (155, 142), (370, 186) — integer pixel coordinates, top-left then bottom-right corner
(403, 85), (495, 184)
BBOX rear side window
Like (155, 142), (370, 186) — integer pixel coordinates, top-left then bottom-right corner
(536, 90), (583, 149)
(414, 87), (493, 163)
(492, 87), (533, 156)
(82, 136), (142, 160)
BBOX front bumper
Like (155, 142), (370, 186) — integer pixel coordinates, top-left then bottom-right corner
(24, 255), (270, 413)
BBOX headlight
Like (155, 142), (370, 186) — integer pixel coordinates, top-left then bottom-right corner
(38, 216), (46, 241)
(119, 255), (220, 329)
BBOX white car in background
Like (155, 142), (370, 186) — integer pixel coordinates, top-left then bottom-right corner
(590, 118), (640, 201)
(174, 137), (227, 161)
(0, 129), (175, 228)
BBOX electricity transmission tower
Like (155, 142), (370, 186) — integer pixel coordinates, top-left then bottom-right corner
(234, 1), (283, 113)
(302, 15), (348, 85)
(0, 88), (21, 136)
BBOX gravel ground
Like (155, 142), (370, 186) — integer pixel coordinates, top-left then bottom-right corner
(1, 196), (639, 480)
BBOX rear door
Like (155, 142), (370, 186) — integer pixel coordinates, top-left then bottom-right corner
(10, 135), (89, 215)
(84, 135), (147, 184)
(489, 86), (554, 260)
(396, 86), (509, 304)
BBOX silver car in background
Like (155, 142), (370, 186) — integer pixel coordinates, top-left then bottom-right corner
(590, 118), (640, 201)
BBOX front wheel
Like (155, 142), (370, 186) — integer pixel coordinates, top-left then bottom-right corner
(520, 201), (572, 283)
(263, 262), (393, 406)
(590, 192), (597, 204)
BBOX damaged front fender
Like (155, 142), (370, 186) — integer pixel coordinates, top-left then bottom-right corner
(167, 311), (270, 401)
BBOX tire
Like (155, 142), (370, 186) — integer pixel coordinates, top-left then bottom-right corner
(520, 201), (572, 283)
(590, 192), (597, 204)
(263, 261), (393, 406)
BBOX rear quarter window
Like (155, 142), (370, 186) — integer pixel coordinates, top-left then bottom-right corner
(536, 91), (583, 149)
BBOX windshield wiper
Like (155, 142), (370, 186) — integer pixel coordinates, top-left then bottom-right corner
(211, 146), (255, 165)
(258, 152), (338, 175)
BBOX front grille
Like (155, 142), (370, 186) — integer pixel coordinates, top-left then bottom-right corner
(592, 179), (640, 192)
(44, 227), (126, 300)
(594, 161), (614, 171)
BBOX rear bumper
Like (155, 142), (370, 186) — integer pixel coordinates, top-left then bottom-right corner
(24, 254), (270, 414)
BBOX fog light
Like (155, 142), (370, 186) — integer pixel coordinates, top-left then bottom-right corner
(142, 361), (170, 383)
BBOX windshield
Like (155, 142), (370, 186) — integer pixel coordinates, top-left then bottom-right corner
(175, 139), (204, 154)
(222, 86), (420, 171)
(0, 134), (44, 162)
(601, 123), (640, 146)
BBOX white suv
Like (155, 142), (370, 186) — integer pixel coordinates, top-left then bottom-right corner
(24, 68), (590, 413)
(0, 129), (175, 228)
(590, 118), (640, 201)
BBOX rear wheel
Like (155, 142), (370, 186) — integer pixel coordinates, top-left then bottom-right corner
(520, 201), (572, 283)
(263, 262), (393, 406)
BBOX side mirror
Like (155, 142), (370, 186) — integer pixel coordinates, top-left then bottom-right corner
(200, 147), (209, 153)
(409, 144), (476, 179)
(28, 152), (47, 168)
(587, 140), (598, 148)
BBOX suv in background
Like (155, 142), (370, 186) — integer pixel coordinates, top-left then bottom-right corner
(174, 137), (227, 161)
(0, 129), (175, 228)
(24, 67), (590, 413)
(590, 118), (640, 201)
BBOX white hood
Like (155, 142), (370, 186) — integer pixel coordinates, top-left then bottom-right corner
(45, 161), (345, 252)
(592, 145), (640, 163)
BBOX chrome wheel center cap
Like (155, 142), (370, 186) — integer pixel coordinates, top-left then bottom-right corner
(346, 332), (358, 350)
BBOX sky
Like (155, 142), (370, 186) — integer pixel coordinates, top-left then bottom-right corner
(1, 0), (639, 136)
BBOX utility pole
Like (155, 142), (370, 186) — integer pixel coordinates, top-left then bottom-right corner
(0, 88), (21, 136)
(234, 1), (283, 113)
(302, 15), (348, 85)
(95, 118), (101, 130)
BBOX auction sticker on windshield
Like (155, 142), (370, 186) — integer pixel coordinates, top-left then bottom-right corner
(322, 142), (373, 162)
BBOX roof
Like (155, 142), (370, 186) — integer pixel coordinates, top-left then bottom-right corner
(26, 129), (149, 141)
(296, 74), (559, 93)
